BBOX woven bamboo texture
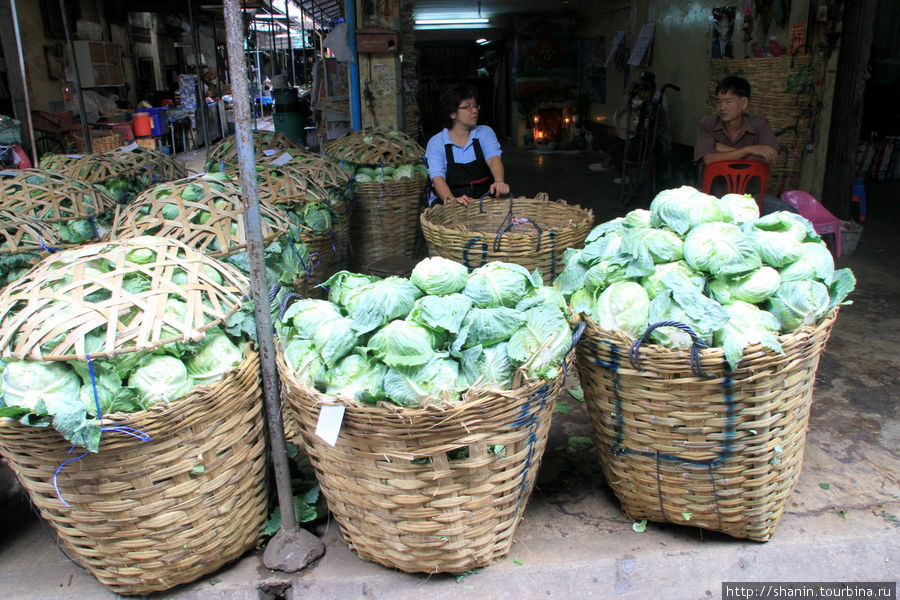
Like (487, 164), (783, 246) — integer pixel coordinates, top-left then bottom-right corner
(110, 146), (187, 182)
(291, 199), (351, 299)
(222, 160), (333, 205)
(0, 210), (70, 255)
(0, 349), (269, 595)
(207, 130), (306, 169)
(109, 175), (291, 259)
(576, 308), (839, 541)
(707, 56), (820, 195)
(0, 236), (249, 361)
(274, 152), (354, 197)
(323, 127), (424, 166)
(421, 194), (594, 285)
(0, 168), (117, 222)
(39, 147), (184, 186)
(278, 348), (571, 573)
(73, 130), (123, 153)
(350, 174), (427, 272)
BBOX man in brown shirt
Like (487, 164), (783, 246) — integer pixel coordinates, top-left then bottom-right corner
(695, 75), (778, 165)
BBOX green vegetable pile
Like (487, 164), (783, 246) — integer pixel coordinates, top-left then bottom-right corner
(555, 187), (855, 369)
(277, 257), (574, 406)
(343, 162), (429, 184)
(323, 127), (427, 184)
(0, 239), (252, 452)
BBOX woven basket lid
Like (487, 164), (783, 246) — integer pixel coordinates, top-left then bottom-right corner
(260, 151), (353, 190)
(207, 130), (307, 167)
(222, 160), (333, 205)
(0, 169), (117, 222)
(107, 145), (187, 181)
(108, 174), (292, 258)
(0, 235), (250, 361)
(323, 127), (425, 167)
(39, 153), (123, 184)
(0, 210), (68, 256)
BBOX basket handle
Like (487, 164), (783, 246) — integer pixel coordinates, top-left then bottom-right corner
(628, 320), (711, 377)
(492, 190), (544, 252)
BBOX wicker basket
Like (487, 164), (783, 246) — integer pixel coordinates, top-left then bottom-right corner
(207, 130), (306, 170)
(323, 127), (424, 167)
(73, 130), (123, 153)
(576, 308), (839, 541)
(0, 168), (117, 224)
(351, 174), (428, 272)
(708, 56), (820, 195)
(0, 350), (268, 595)
(0, 236), (268, 594)
(39, 147), (185, 187)
(421, 194), (595, 284)
(278, 349), (571, 573)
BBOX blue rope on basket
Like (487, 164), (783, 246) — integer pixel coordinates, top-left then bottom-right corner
(628, 320), (712, 378)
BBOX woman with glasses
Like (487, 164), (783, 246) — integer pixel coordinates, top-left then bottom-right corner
(425, 82), (510, 206)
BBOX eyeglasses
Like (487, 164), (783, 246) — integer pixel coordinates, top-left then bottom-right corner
(457, 103), (480, 111)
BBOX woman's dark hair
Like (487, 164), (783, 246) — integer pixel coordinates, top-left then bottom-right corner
(716, 75), (751, 99)
(439, 83), (478, 128)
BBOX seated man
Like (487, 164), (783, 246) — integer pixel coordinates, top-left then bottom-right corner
(695, 75), (793, 213)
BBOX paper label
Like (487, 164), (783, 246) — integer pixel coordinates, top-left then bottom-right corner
(120, 142), (139, 152)
(315, 403), (345, 446)
(262, 148), (278, 156)
(271, 152), (293, 166)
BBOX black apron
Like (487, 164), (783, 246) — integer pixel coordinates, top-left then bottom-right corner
(444, 137), (494, 199)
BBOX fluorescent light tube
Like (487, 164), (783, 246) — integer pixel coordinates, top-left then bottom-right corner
(414, 18), (489, 25)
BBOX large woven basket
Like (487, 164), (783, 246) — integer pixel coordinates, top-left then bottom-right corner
(576, 308), (838, 541)
(39, 147), (185, 187)
(73, 130), (123, 153)
(0, 236), (268, 594)
(207, 130), (306, 171)
(278, 349), (571, 573)
(421, 194), (594, 284)
(0, 350), (268, 595)
(0, 168), (117, 223)
(708, 56), (820, 195)
(351, 175), (428, 272)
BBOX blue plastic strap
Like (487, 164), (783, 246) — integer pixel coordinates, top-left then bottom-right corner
(628, 320), (711, 377)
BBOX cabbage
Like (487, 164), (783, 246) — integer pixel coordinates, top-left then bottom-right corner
(780, 242), (835, 284)
(515, 285), (568, 314)
(714, 301), (783, 370)
(584, 217), (626, 244)
(282, 336), (326, 386)
(345, 277), (423, 333)
(683, 222), (761, 277)
(0, 359), (100, 451)
(650, 186), (728, 235)
(742, 219), (805, 268)
(767, 280), (831, 332)
(462, 262), (540, 308)
(624, 208), (652, 228)
(453, 306), (526, 352)
(284, 299), (343, 338)
(707, 266), (781, 305)
(392, 163), (415, 180)
(382, 356), (466, 406)
(128, 355), (194, 406)
(633, 228), (684, 263)
(719, 193), (760, 224)
(647, 290), (724, 348)
(313, 317), (359, 367)
(460, 343), (514, 390)
(185, 330), (244, 386)
(407, 293), (473, 334)
(592, 281), (650, 338)
(410, 257), (469, 295)
(641, 261), (705, 299)
(554, 248), (591, 296)
(324, 351), (387, 402)
(507, 304), (572, 379)
(323, 271), (381, 307)
(582, 259), (630, 293)
(367, 320), (438, 367)
(581, 231), (625, 264)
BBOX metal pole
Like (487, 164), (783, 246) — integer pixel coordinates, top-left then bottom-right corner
(59, 0), (91, 154)
(223, 0), (298, 532)
(9, 0), (36, 165)
(346, 0), (362, 130)
(190, 0), (212, 152)
(286, 0), (295, 87)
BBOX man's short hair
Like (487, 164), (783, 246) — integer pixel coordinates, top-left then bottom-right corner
(716, 75), (751, 99)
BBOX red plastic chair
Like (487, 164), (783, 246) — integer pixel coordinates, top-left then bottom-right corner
(780, 190), (842, 257)
(701, 159), (770, 213)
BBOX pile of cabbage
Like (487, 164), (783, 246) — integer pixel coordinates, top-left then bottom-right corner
(344, 163), (429, 184)
(277, 257), (574, 406)
(0, 250), (251, 452)
(555, 187), (855, 370)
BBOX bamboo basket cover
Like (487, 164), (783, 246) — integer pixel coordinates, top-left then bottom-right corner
(576, 308), (838, 541)
(0, 348), (269, 595)
(271, 152), (354, 193)
(207, 130), (306, 168)
(0, 210), (71, 256)
(108, 145), (188, 182)
(109, 174), (291, 259)
(39, 152), (121, 184)
(222, 160), (334, 206)
(350, 174), (428, 271)
(278, 347), (572, 573)
(323, 127), (424, 166)
(0, 235), (249, 361)
(421, 194), (595, 285)
(0, 168), (117, 222)
(707, 56), (819, 195)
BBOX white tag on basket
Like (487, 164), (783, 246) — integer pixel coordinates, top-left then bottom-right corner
(120, 142), (139, 152)
(271, 152), (293, 166)
(262, 148), (278, 156)
(315, 403), (345, 446)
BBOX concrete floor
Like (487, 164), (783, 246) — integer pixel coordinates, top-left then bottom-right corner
(1, 146), (898, 599)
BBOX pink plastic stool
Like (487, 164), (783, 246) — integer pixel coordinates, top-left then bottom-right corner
(780, 190), (842, 258)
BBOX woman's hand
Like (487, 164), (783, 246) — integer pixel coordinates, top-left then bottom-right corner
(455, 195), (471, 206)
(490, 181), (510, 196)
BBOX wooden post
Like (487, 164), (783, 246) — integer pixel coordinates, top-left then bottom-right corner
(820, 0), (878, 218)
